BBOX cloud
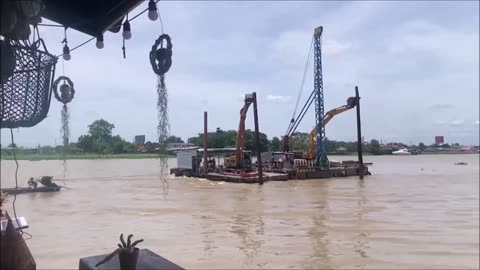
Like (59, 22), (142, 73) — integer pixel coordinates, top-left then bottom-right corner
(429, 104), (454, 110)
(2, 1), (480, 147)
(266, 95), (292, 103)
(323, 39), (353, 56)
(450, 119), (465, 126)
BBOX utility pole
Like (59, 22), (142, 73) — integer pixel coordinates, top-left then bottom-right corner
(203, 111), (208, 175)
(252, 92), (263, 185)
(355, 86), (364, 180)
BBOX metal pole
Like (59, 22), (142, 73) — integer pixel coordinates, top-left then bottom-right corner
(204, 111), (208, 175)
(252, 92), (264, 185)
(355, 86), (364, 180)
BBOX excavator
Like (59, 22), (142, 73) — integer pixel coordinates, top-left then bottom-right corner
(224, 94), (255, 170)
(283, 96), (358, 160)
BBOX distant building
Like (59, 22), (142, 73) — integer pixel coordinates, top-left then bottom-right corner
(134, 135), (146, 145)
(435, 136), (444, 145)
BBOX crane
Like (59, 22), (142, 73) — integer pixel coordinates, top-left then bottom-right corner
(283, 26), (356, 168)
(313, 26), (327, 168)
(224, 94), (255, 169)
(283, 26), (326, 167)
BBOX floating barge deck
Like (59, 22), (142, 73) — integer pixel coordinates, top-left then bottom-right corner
(197, 162), (371, 184)
(201, 172), (289, 183)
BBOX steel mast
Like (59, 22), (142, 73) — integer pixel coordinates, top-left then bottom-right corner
(313, 26), (328, 168)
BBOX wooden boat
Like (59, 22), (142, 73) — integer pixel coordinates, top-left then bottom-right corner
(1, 186), (61, 195)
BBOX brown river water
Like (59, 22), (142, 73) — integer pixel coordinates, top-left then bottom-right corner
(1, 154), (479, 269)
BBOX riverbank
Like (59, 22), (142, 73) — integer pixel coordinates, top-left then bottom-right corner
(0, 153), (174, 161)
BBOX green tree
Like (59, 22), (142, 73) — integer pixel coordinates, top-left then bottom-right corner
(369, 139), (381, 155)
(269, 137), (281, 151)
(418, 142), (426, 150)
(88, 119), (115, 142)
(165, 136), (184, 144)
(110, 135), (128, 154)
(77, 135), (94, 152)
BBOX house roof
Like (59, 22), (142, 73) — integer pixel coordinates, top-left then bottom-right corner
(40, 0), (144, 37)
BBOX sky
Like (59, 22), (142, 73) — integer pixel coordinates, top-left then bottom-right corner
(1, 0), (479, 147)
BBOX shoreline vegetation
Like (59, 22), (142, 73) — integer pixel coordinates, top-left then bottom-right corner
(1, 153), (174, 161)
(1, 151), (475, 161)
(1, 119), (477, 161)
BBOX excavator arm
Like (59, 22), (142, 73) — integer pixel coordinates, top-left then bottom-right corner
(234, 94), (254, 168)
(305, 97), (358, 160)
(224, 94), (255, 169)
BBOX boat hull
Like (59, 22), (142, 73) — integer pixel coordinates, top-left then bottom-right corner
(1, 186), (61, 195)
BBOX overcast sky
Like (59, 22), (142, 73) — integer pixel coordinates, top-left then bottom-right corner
(2, 1), (479, 147)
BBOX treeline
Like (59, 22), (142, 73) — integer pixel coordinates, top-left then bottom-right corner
(75, 119), (184, 154)
(186, 129), (382, 154)
(3, 118), (463, 157)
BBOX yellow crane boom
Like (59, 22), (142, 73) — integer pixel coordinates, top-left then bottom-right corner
(304, 97), (358, 160)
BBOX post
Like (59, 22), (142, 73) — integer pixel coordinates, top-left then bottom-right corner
(203, 111), (208, 174)
(355, 86), (364, 180)
(252, 92), (263, 185)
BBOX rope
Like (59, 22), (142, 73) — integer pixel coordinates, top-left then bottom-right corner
(9, 129), (32, 239)
(286, 35), (314, 134)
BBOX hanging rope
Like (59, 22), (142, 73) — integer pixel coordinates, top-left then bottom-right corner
(53, 76), (75, 181)
(286, 35), (314, 135)
(9, 129), (32, 240)
(150, 32), (173, 199)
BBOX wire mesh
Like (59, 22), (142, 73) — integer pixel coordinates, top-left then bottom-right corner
(1, 40), (57, 129)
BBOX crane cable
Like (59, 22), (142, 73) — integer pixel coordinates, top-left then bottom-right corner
(286, 35), (314, 135)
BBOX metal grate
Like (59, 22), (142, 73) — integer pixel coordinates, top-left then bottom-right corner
(1, 39), (57, 129)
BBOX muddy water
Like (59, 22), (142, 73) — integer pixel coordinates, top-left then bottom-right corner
(1, 154), (479, 269)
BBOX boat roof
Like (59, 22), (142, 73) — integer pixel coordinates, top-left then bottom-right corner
(41, 0), (144, 37)
(197, 148), (252, 154)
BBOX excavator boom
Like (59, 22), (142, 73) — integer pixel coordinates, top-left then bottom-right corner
(304, 96), (358, 159)
(235, 94), (254, 168)
(225, 94), (255, 169)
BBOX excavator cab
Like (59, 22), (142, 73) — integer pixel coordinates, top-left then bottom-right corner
(346, 97), (358, 108)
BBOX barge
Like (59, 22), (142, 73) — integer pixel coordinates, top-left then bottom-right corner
(170, 148), (371, 183)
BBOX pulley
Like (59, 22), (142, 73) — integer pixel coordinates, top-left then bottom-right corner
(53, 76), (75, 104)
(149, 34), (173, 76)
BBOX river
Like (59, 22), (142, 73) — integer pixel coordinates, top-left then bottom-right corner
(1, 154), (479, 269)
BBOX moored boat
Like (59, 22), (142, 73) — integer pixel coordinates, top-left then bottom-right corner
(392, 148), (411, 155)
(1, 186), (61, 195)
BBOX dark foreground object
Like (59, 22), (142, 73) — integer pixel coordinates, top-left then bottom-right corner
(1, 186), (61, 195)
(79, 249), (184, 270)
(0, 212), (36, 270)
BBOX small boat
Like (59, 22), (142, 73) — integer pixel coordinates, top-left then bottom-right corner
(1, 186), (61, 195)
(1, 176), (64, 195)
(454, 162), (468, 166)
(392, 148), (411, 155)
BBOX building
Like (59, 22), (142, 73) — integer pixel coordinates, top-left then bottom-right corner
(435, 136), (444, 145)
(134, 135), (146, 145)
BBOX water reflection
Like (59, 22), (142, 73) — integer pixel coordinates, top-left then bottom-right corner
(229, 187), (265, 267)
(0, 155), (478, 269)
(306, 181), (331, 269)
(353, 179), (370, 268)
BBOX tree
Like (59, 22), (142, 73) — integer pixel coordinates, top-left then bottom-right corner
(269, 137), (281, 151)
(418, 142), (426, 151)
(77, 135), (94, 152)
(165, 136), (184, 144)
(88, 119), (115, 142)
(369, 139), (381, 155)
